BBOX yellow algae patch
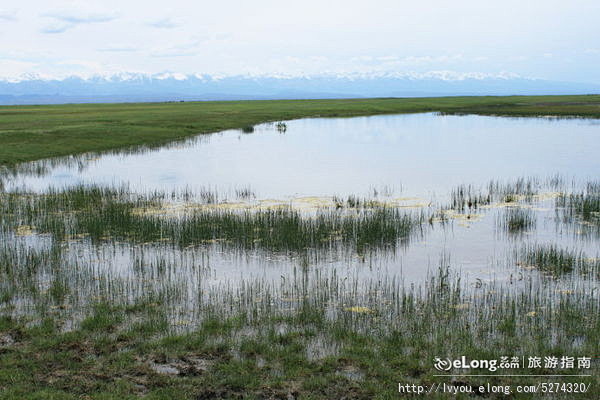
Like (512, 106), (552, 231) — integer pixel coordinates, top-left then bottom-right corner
(396, 203), (429, 209)
(15, 225), (36, 236)
(277, 195), (429, 210)
(130, 194), (432, 217)
(280, 296), (305, 303)
(344, 306), (373, 314)
(393, 197), (421, 201)
(392, 197), (430, 207)
(212, 202), (261, 210)
(481, 192), (563, 210)
(430, 209), (484, 226)
(254, 199), (287, 209)
(393, 201), (430, 209)
(131, 201), (257, 217)
(532, 192), (563, 201)
(65, 233), (89, 241)
(557, 289), (574, 295)
(444, 209), (484, 221)
(516, 262), (537, 270)
(132, 204), (183, 217)
(481, 201), (521, 209)
(291, 196), (334, 208)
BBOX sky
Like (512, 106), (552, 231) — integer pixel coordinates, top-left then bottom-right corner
(1, 0), (600, 82)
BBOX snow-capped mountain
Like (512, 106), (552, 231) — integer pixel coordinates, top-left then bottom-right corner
(1, 72), (598, 105)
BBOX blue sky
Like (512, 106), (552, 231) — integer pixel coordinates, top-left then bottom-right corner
(1, 0), (599, 82)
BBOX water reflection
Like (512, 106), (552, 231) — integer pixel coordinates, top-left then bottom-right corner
(3, 113), (599, 199)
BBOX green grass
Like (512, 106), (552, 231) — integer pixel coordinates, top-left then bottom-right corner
(0, 267), (597, 399)
(0, 185), (425, 253)
(557, 182), (600, 222)
(1, 95), (600, 166)
(501, 208), (536, 234)
(516, 244), (600, 277)
(450, 177), (545, 212)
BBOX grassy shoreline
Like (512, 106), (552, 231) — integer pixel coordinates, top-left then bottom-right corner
(1, 94), (600, 166)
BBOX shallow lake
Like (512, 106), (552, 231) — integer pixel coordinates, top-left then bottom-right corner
(2, 112), (599, 325)
(5, 113), (600, 198)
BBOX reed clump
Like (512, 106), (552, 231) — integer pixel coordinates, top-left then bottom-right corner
(1, 185), (425, 253)
(557, 182), (600, 224)
(500, 207), (536, 234)
(516, 244), (599, 277)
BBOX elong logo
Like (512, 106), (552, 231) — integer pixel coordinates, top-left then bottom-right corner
(434, 357), (500, 372)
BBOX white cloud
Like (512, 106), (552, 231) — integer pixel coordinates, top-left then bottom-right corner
(146, 18), (179, 29)
(40, 10), (116, 33)
(97, 46), (140, 53)
(0, 9), (17, 21)
(41, 22), (73, 34)
(150, 40), (203, 58)
(0, 0), (597, 83)
(44, 11), (116, 24)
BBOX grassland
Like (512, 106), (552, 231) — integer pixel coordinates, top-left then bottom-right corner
(1, 94), (600, 165)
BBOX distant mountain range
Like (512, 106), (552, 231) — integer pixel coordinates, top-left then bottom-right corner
(1, 72), (599, 105)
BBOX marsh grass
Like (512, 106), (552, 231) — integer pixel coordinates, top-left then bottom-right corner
(0, 259), (597, 399)
(516, 244), (600, 277)
(451, 184), (491, 210)
(1, 179), (599, 398)
(332, 195), (383, 209)
(1, 185), (426, 254)
(499, 207), (536, 234)
(235, 186), (255, 199)
(449, 178), (544, 214)
(556, 182), (600, 235)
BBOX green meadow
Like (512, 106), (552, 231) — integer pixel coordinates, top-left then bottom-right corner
(1, 95), (600, 166)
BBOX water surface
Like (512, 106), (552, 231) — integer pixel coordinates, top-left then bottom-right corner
(5, 113), (600, 199)
(2, 113), (599, 324)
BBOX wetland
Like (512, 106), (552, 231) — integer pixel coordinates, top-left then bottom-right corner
(0, 108), (599, 399)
